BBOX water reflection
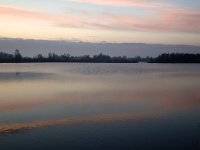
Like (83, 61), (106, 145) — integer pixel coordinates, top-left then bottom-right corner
(0, 111), (161, 134)
(0, 64), (200, 140)
(0, 72), (53, 81)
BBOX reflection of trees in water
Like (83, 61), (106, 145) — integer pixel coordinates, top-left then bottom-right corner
(0, 72), (52, 81)
(15, 72), (20, 76)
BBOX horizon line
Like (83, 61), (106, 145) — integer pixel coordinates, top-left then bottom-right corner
(0, 37), (200, 47)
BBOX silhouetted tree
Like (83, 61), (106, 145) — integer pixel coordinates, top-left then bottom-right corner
(35, 54), (44, 62)
(2, 50), (199, 63)
(48, 53), (53, 62)
(151, 53), (200, 63)
(0, 52), (14, 63)
(93, 53), (111, 62)
(14, 49), (22, 62)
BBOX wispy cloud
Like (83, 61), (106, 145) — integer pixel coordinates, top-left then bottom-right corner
(58, 9), (200, 33)
(0, 5), (51, 21)
(0, 5), (79, 25)
(155, 10), (200, 33)
(1, 4), (200, 34)
(0, 1), (199, 44)
(71, 0), (163, 8)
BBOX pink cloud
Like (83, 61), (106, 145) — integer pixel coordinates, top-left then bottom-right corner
(58, 9), (200, 33)
(0, 5), (79, 26)
(0, 5), (199, 33)
(71, 0), (163, 8)
(156, 10), (200, 32)
(0, 5), (52, 21)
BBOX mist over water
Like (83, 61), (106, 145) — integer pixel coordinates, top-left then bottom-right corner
(0, 63), (200, 150)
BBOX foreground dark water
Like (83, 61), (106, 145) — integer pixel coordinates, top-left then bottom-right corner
(0, 63), (200, 150)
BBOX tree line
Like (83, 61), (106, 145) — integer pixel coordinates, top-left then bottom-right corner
(0, 50), (199, 63)
(0, 50), (138, 63)
(149, 53), (200, 63)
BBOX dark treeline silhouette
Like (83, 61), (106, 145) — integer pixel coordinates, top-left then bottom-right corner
(0, 50), (138, 63)
(150, 53), (200, 63)
(0, 50), (199, 63)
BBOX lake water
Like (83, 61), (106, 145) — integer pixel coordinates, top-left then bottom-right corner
(0, 63), (200, 150)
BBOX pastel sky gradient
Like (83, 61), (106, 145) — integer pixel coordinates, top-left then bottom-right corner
(0, 0), (200, 45)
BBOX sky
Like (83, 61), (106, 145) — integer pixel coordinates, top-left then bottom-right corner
(0, 0), (200, 45)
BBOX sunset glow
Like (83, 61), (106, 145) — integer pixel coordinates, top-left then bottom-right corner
(0, 0), (199, 45)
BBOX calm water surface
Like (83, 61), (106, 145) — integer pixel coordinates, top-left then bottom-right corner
(0, 63), (200, 150)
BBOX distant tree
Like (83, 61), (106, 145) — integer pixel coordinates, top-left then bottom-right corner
(37, 54), (43, 59)
(52, 53), (59, 61)
(93, 53), (111, 62)
(14, 49), (22, 62)
(152, 53), (200, 63)
(0, 52), (14, 62)
(48, 53), (53, 62)
(35, 54), (44, 62)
